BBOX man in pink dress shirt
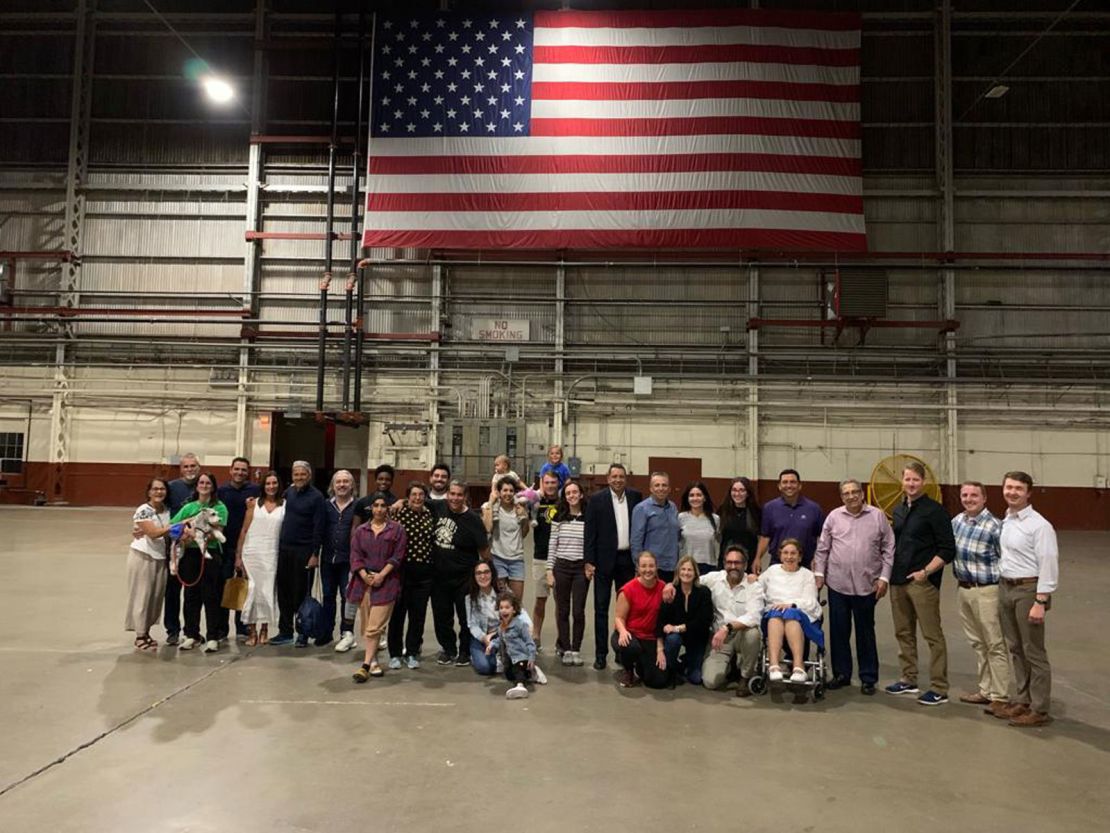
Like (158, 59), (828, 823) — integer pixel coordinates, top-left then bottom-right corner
(814, 478), (895, 695)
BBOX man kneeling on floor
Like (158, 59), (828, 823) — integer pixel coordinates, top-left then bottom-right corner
(700, 545), (764, 696)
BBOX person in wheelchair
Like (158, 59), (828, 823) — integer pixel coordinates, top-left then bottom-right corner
(760, 539), (824, 683)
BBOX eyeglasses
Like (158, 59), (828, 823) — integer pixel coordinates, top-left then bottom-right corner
(475, 569), (492, 575)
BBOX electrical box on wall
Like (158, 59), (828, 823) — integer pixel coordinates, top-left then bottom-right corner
(830, 268), (889, 318)
(439, 418), (528, 483)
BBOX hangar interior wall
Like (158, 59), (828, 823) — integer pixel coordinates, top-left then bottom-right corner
(0, 1), (1107, 526)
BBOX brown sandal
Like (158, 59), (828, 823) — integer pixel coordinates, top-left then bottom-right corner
(258, 625), (269, 645)
(134, 635), (158, 651)
(246, 626), (259, 647)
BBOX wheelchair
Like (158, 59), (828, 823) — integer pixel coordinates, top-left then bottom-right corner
(747, 607), (827, 701)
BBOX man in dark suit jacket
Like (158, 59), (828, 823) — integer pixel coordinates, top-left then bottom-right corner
(584, 463), (643, 669)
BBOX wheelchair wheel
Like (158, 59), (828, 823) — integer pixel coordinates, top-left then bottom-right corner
(748, 676), (766, 696)
(813, 682), (826, 701)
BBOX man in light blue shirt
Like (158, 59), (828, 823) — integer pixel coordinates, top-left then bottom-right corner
(630, 472), (681, 581)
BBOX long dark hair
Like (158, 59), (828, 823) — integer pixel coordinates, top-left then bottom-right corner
(190, 472), (219, 504)
(554, 479), (584, 522)
(261, 471), (285, 507)
(468, 560), (499, 605)
(719, 476), (761, 528)
(680, 481), (717, 531)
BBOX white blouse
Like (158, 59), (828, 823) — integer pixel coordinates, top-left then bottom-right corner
(759, 564), (822, 622)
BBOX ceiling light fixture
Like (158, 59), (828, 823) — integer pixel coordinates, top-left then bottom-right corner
(202, 76), (235, 104)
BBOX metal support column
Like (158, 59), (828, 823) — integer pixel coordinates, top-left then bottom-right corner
(747, 265), (760, 478)
(236, 0), (269, 457)
(50, 0), (96, 502)
(553, 264), (566, 446)
(935, 0), (959, 485)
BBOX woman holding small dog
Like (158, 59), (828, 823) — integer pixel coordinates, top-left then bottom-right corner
(170, 472), (229, 653)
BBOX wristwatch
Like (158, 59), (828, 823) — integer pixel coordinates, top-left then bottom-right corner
(1035, 596), (1049, 605)
(725, 623), (735, 635)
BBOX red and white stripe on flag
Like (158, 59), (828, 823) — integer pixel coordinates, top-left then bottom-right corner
(362, 8), (865, 252)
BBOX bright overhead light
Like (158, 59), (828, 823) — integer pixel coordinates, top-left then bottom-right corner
(985, 84), (1010, 99)
(202, 75), (235, 104)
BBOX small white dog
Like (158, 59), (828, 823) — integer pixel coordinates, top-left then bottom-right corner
(189, 507), (226, 556)
(169, 508), (226, 575)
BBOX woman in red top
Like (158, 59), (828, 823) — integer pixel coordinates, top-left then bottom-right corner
(611, 551), (668, 688)
(347, 492), (407, 682)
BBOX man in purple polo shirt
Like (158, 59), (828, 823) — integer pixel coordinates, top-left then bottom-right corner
(754, 469), (825, 573)
(813, 478), (894, 695)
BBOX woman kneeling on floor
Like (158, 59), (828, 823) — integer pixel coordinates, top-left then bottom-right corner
(349, 493), (407, 683)
(466, 563), (547, 685)
(611, 551), (668, 688)
(657, 555), (714, 686)
(487, 591), (538, 699)
(760, 539), (823, 683)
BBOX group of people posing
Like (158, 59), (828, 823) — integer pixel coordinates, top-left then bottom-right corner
(123, 448), (1059, 721)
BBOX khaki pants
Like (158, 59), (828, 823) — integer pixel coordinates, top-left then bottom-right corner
(701, 627), (761, 690)
(359, 596), (395, 654)
(890, 580), (948, 694)
(957, 584), (1011, 702)
(998, 581), (1051, 715)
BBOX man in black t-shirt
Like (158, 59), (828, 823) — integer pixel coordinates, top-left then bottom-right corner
(530, 471), (561, 650)
(430, 481), (489, 666)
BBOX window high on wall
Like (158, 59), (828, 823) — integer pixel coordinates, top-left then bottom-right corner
(0, 433), (25, 474)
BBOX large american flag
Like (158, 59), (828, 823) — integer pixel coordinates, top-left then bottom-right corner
(362, 9), (865, 252)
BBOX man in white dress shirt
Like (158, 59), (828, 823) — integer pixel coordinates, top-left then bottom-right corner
(995, 471), (1059, 728)
(700, 545), (764, 695)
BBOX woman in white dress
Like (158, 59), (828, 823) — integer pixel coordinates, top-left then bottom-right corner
(236, 471), (284, 646)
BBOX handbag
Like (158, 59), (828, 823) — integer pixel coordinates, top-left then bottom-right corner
(295, 565), (326, 640)
(221, 575), (249, 610)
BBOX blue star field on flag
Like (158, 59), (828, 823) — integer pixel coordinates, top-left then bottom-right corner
(370, 14), (535, 139)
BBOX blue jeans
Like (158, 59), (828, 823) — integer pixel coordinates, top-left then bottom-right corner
(320, 560), (353, 638)
(662, 631), (706, 685)
(470, 639), (498, 675)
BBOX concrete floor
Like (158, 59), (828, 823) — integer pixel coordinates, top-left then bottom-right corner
(0, 506), (1107, 832)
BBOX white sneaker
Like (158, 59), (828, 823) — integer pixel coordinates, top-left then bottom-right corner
(531, 664), (548, 685)
(203, 640), (219, 654)
(506, 683), (529, 700)
(790, 667), (808, 683)
(179, 637), (197, 650)
(572, 651), (584, 666)
(388, 656), (403, 670)
(768, 665), (783, 682)
(334, 631), (357, 653)
(562, 651), (575, 666)
(406, 654), (420, 670)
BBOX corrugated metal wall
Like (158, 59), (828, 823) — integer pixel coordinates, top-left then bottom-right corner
(1, 0), (1107, 433)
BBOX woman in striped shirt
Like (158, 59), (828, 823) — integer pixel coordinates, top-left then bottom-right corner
(546, 480), (587, 666)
